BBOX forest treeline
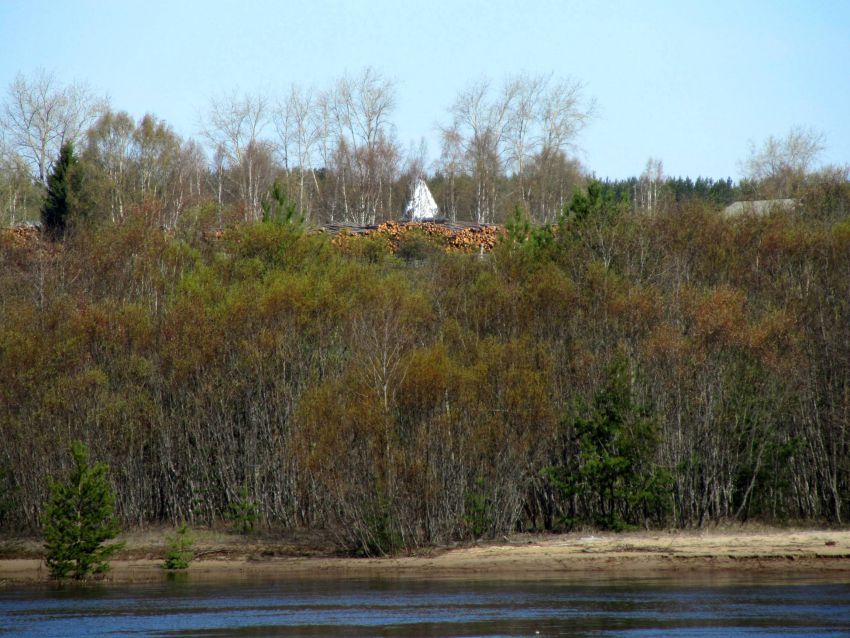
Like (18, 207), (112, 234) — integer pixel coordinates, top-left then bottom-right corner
(2, 174), (850, 554)
(1, 68), (598, 228)
(4, 68), (821, 231)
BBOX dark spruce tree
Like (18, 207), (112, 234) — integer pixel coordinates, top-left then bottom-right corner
(41, 141), (78, 239)
(43, 441), (124, 579)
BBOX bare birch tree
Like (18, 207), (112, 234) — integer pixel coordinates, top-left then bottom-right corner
(0, 138), (41, 225)
(201, 92), (273, 221)
(448, 78), (510, 223)
(436, 126), (465, 222)
(743, 126), (825, 198)
(274, 85), (323, 222)
(85, 111), (196, 228)
(325, 68), (399, 224)
(504, 74), (546, 206)
(638, 157), (664, 214)
(528, 77), (593, 221)
(444, 73), (593, 223)
(84, 111), (135, 222)
(1, 70), (107, 187)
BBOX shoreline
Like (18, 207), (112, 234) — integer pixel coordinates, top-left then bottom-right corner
(3, 528), (850, 586)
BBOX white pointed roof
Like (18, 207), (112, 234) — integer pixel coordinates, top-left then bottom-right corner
(403, 178), (439, 221)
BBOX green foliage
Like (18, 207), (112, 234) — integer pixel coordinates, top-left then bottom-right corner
(464, 478), (491, 539)
(41, 142), (79, 238)
(395, 231), (441, 263)
(349, 233), (393, 264)
(42, 441), (124, 579)
(0, 466), (13, 528)
(504, 204), (533, 244)
(494, 205), (558, 280)
(563, 179), (626, 225)
(176, 201), (221, 242)
(261, 179), (302, 227)
(503, 205), (555, 252)
(0, 152), (42, 225)
(224, 218), (325, 272)
(359, 495), (403, 557)
(162, 523), (194, 570)
(546, 358), (670, 531)
(226, 486), (258, 535)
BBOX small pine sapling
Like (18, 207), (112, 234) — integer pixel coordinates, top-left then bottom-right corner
(163, 523), (194, 570)
(226, 486), (258, 535)
(43, 441), (124, 579)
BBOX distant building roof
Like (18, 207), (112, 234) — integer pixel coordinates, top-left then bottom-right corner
(722, 199), (796, 216)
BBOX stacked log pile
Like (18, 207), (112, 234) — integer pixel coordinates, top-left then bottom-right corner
(0, 224), (60, 273)
(0, 224), (42, 249)
(328, 220), (504, 253)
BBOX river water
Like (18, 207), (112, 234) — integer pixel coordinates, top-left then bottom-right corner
(2, 574), (849, 637)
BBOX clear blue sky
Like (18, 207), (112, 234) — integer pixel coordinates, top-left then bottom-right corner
(1, 0), (848, 180)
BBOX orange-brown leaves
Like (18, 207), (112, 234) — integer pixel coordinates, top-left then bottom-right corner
(690, 286), (749, 348)
(643, 323), (689, 377)
(298, 374), (390, 477)
(747, 308), (802, 376)
(397, 344), (453, 417)
(608, 284), (663, 339)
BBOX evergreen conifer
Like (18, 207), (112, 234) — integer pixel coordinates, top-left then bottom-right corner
(43, 441), (124, 579)
(41, 141), (78, 238)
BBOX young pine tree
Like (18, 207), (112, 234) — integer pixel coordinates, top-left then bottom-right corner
(226, 486), (259, 535)
(162, 523), (194, 570)
(261, 179), (301, 226)
(43, 441), (124, 579)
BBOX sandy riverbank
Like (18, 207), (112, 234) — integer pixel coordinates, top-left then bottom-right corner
(3, 528), (850, 586)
